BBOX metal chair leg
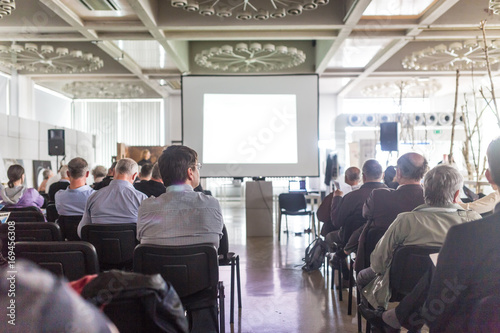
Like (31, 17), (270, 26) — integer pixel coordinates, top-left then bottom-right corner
(236, 255), (242, 309)
(218, 281), (225, 333)
(230, 257), (235, 324)
(338, 265), (343, 301)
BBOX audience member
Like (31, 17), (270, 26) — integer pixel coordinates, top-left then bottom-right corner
(134, 163), (153, 184)
(357, 164), (481, 311)
(77, 158), (147, 237)
(359, 138), (500, 333)
(48, 165), (70, 201)
(0, 164), (44, 210)
(354, 153), (428, 272)
(55, 157), (95, 216)
(326, 160), (386, 282)
(93, 162), (116, 190)
(134, 163), (166, 198)
(138, 149), (152, 166)
(383, 166), (399, 189)
(0, 260), (118, 333)
(318, 167), (361, 237)
(457, 184), (500, 215)
(137, 145), (223, 248)
(91, 165), (107, 185)
(37, 168), (53, 193)
(44, 165), (61, 193)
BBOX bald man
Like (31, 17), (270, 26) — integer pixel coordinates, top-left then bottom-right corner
(354, 152), (429, 272)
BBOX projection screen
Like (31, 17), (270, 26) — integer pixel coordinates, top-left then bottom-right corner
(182, 75), (319, 177)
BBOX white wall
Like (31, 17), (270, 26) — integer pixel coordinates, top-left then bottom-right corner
(34, 86), (72, 128)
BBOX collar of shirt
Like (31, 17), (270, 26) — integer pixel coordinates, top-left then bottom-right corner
(413, 203), (462, 213)
(67, 185), (93, 192)
(166, 184), (194, 192)
(109, 179), (134, 189)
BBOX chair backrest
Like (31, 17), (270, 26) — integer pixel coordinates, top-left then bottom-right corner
(278, 193), (307, 212)
(389, 245), (441, 300)
(363, 227), (386, 269)
(0, 222), (63, 257)
(57, 215), (83, 240)
(1, 206), (45, 222)
(134, 244), (218, 299)
(81, 223), (137, 269)
(15, 241), (99, 281)
(218, 225), (229, 257)
(46, 203), (59, 222)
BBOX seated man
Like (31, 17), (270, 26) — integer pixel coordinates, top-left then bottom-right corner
(91, 165), (107, 186)
(55, 157), (94, 216)
(77, 158), (147, 238)
(93, 162), (116, 190)
(317, 166), (361, 237)
(48, 165), (70, 202)
(137, 145), (224, 249)
(134, 163), (153, 184)
(354, 152), (428, 272)
(357, 164), (481, 312)
(359, 139), (500, 333)
(134, 163), (166, 198)
(326, 160), (386, 282)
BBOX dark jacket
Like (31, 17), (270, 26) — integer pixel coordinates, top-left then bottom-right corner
(318, 193), (343, 236)
(425, 203), (500, 333)
(334, 182), (387, 244)
(93, 176), (112, 191)
(48, 180), (70, 202)
(355, 184), (425, 271)
(134, 180), (166, 198)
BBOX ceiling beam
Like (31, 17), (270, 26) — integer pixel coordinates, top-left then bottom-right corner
(162, 29), (339, 41)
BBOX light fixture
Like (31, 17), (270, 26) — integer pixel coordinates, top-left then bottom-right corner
(402, 40), (500, 71)
(63, 81), (144, 99)
(171, 0), (328, 20)
(0, 0), (15, 19)
(194, 43), (306, 72)
(0, 43), (104, 73)
(361, 79), (441, 98)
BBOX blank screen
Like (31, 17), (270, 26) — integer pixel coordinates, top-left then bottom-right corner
(182, 75), (319, 177)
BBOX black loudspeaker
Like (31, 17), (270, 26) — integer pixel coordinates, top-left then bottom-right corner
(380, 122), (398, 152)
(48, 129), (65, 156)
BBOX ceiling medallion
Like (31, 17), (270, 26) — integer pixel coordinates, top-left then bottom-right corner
(490, 0), (500, 14)
(63, 81), (145, 99)
(0, 43), (104, 73)
(171, 0), (328, 20)
(402, 40), (500, 71)
(361, 79), (441, 98)
(0, 0), (15, 19)
(195, 43), (306, 72)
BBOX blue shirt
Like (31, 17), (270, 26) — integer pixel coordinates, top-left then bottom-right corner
(55, 185), (94, 216)
(77, 179), (147, 237)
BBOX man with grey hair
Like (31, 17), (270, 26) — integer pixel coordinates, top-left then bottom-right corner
(357, 164), (481, 312)
(77, 158), (147, 237)
(55, 157), (94, 216)
(48, 165), (70, 202)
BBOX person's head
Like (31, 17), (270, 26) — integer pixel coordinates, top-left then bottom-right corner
(7, 164), (25, 188)
(139, 163), (153, 180)
(42, 169), (53, 180)
(92, 165), (107, 179)
(59, 165), (69, 179)
(383, 166), (396, 186)
(151, 163), (162, 182)
(362, 159), (383, 182)
(114, 158), (138, 183)
(107, 162), (117, 177)
(141, 149), (151, 161)
(396, 152), (428, 183)
(67, 157), (89, 180)
(423, 165), (463, 206)
(158, 145), (199, 188)
(487, 137), (500, 187)
(344, 167), (361, 186)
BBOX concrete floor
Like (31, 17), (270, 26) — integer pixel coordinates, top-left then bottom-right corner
(217, 200), (363, 333)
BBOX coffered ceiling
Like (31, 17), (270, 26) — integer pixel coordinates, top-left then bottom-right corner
(0, 0), (498, 99)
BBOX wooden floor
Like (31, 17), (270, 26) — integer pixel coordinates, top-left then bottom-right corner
(218, 200), (362, 333)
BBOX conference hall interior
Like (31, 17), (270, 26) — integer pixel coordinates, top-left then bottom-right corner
(1, 0), (500, 332)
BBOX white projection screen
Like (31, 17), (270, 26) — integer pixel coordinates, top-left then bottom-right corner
(182, 75), (319, 177)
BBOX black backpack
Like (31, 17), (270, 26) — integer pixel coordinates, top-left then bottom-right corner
(302, 237), (328, 272)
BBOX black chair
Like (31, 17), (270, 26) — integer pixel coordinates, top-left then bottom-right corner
(218, 225), (242, 325)
(278, 193), (315, 241)
(389, 245), (441, 301)
(0, 206), (45, 222)
(46, 203), (59, 222)
(57, 215), (82, 240)
(134, 244), (225, 333)
(81, 223), (138, 271)
(15, 241), (99, 281)
(0, 222), (63, 257)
